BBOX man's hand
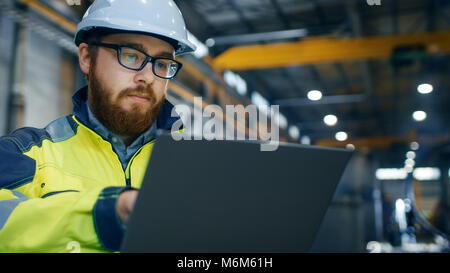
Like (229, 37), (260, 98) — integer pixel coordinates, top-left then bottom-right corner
(116, 190), (139, 225)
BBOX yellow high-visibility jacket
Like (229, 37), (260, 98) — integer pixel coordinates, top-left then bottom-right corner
(0, 86), (180, 253)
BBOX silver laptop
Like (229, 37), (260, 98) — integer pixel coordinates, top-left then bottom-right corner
(121, 135), (352, 253)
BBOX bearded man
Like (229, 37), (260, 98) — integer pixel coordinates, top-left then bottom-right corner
(0, 0), (195, 253)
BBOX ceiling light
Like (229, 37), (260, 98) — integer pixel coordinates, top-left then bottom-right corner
(335, 131), (348, 142)
(307, 90), (322, 101)
(410, 142), (419, 150)
(301, 135), (311, 145)
(412, 111), (427, 122)
(288, 125), (300, 140)
(405, 158), (415, 166)
(417, 83), (433, 94)
(224, 70), (247, 96)
(274, 112), (287, 130)
(413, 167), (441, 181)
(404, 165), (413, 173)
(323, 114), (338, 126)
(406, 151), (416, 160)
(346, 144), (355, 150)
(205, 38), (215, 47)
(376, 168), (408, 180)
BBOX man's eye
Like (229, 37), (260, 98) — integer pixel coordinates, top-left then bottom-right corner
(124, 54), (138, 63)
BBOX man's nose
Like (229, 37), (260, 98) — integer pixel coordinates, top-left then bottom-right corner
(134, 62), (156, 85)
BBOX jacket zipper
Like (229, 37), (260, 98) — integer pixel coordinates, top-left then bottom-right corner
(124, 138), (157, 187)
(124, 150), (140, 186)
(124, 144), (145, 187)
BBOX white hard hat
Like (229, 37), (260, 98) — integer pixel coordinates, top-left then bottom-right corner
(74, 0), (196, 55)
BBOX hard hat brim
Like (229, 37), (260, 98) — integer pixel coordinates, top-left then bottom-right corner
(75, 26), (196, 56)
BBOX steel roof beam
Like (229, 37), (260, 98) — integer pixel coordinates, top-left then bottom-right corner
(269, 0), (292, 29)
(207, 28), (308, 47)
(225, 0), (256, 33)
(174, 0), (221, 42)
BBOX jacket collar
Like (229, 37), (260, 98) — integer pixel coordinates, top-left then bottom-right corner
(72, 86), (181, 132)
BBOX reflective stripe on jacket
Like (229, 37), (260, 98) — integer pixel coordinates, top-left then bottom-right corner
(0, 86), (180, 253)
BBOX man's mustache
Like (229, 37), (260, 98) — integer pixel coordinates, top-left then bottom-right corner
(119, 86), (156, 101)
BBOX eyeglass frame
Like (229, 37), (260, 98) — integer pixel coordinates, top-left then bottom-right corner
(89, 42), (183, 79)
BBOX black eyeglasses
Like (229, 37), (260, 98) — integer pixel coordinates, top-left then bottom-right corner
(90, 42), (182, 79)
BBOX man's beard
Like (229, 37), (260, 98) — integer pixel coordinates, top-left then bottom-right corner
(87, 63), (165, 138)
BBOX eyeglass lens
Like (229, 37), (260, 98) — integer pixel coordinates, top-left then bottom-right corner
(119, 47), (179, 78)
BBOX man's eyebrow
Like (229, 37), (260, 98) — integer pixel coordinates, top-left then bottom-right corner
(119, 42), (174, 58)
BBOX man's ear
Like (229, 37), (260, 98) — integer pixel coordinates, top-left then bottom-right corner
(78, 43), (91, 75)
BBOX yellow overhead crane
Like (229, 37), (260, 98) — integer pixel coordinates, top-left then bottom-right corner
(213, 31), (450, 70)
